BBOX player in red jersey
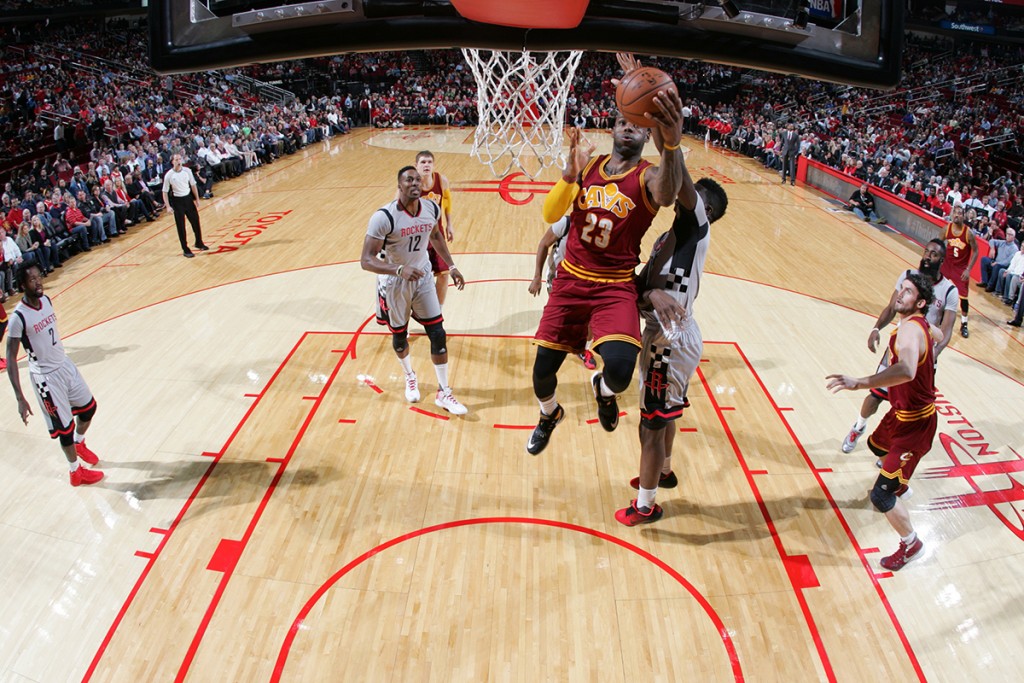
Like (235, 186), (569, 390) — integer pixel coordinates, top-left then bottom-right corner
(526, 74), (685, 456)
(827, 273), (942, 571)
(415, 151), (456, 307)
(0, 302), (7, 371)
(939, 205), (978, 338)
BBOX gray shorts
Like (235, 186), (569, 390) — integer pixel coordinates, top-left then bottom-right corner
(375, 272), (443, 332)
(638, 317), (702, 428)
(30, 357), (94, 439)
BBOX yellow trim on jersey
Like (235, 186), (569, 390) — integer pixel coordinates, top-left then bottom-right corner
(561, 259), (635, 283)
(895, 404), (936, 422)
(592, 333), (641, 349)
(878, 467), (909, 485)
(532, 339), (578, 354)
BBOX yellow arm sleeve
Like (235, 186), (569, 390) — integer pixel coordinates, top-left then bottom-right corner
(441, 187), (452, 215)
(542, 179), (579, 224)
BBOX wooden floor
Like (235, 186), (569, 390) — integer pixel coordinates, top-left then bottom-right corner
(2, 127), (1023, 682)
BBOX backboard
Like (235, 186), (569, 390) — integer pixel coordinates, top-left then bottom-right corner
(150, 0), (903, 88)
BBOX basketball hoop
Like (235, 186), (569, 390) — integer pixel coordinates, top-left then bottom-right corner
(461, 49), (583, 179)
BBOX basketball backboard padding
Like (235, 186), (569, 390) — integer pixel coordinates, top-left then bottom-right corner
(449, 0), (589, 29)
(150, 0), (903, 89)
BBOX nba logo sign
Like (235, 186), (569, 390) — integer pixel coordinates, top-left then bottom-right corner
(807, 0), (843, 21)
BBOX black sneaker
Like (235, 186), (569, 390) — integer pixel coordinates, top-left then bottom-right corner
(630, 471), (678, 490)
(960, 322), (969, 338)
(614, 500), (664, 527)
(592, 373), (619, 432)
(526, 404), (564, 455)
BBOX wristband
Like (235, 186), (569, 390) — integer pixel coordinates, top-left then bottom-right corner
(663, 141), (681, 151)
(449, 264), (459, 272)
(871, 327), (880, 333)
(396, 265), (404, 277)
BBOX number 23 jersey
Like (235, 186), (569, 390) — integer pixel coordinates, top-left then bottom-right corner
(562, 155), (658, 283)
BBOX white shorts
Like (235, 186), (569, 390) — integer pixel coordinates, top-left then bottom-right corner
(638, 317), (702, 428)
(375, 272), (443, 332)
(30, 357), (94, 439)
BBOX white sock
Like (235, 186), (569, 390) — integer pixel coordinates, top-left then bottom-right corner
(69, 460), (80, 472)
(637, 486), (657, 510)
(434, 362), (450, 393)
(74, 431), (85, 444)
(539, 395), (559, 416)
(854, 416), (867, 431)
(398, 356), (413, 375)
(901, 530), (917, 545)
(661, 455), (673, 476)
(961, 315), (968, 324)
(599, 375), (615, 398)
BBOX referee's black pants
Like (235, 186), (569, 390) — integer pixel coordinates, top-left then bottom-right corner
(170, 194), (204, 250)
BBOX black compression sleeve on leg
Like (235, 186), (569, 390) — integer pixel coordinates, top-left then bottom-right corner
(533, 346), (568, 399)
(595, 340), (638, 394)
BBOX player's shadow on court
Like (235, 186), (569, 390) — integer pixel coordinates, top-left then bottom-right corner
(646, 495), (834, 546)
(67, 344), (140, 367)
(450, 310), (540, 336)
(100, 459), (333, 519)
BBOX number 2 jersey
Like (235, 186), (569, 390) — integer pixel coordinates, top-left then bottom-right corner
(7, 295), (67, 375)
(561, 155), (658, 283)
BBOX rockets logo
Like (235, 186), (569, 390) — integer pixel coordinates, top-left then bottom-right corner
(920, 394), (1024, 541)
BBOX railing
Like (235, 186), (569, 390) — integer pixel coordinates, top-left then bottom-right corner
(969, 132), (1016, 152)
(226, 73), (296, 105)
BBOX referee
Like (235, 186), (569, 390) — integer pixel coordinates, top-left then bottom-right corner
(162, 154), (209, 258)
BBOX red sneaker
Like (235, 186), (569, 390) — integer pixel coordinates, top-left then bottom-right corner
(614, 500), (664, 527)
(75, 441), (99, 465)
(578, 350), (597, 370)
(880, 537), (924, 571)
(0, 358), (6, 371)
(70, 466), (104, 487)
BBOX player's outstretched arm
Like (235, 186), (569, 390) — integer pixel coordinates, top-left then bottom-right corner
(542, 128), (592, 223)
(869, 289), (900, 353)
(644, 88), (684, 208)
(828, 322), (923, 393)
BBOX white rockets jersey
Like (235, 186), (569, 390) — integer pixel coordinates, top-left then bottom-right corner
(640, 193), (710, 326)
(8, 295), (67, 374)
(546, 216), (571, 282)
(366, 199), (441, 273)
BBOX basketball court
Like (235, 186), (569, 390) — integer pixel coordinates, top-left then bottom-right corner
(3, 0), (1023, 679)
(2, 125), (1022, 681)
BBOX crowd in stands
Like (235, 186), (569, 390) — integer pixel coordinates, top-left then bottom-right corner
(3, 20), (1024, 302)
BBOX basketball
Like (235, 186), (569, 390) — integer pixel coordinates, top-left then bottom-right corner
(615, 67), (678, 127)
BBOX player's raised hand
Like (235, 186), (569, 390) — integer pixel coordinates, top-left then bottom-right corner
(611, 53), (642, 88)
(647, 87), (683, 148)
(562, 128), (594, 182)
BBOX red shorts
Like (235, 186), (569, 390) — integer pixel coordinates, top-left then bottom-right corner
(869, 408), (937, 484)
(941, 264), (969, 298)
(427, 244), (448, 275)
(534, 275), (641, 353)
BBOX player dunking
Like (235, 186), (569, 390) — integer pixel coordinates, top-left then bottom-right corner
(827, 273), (941, 570)
(361, 165), (468, 415)
(940, 205), (978, 338)
(526, 77), (685, 455)
(616, 157), (729, 526)
(414, 151), (456, 307)
(5, 264), (105, 486)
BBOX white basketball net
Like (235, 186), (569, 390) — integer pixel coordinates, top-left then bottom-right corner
(461, 48), (583, 179)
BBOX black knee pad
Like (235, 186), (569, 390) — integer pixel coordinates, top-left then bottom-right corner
(424, 322), (446, 355)
(596, 340), (638, 393)
(532, 346), (567, 398)
(58, 430), (75, 447)
(869, 474), (898, 513)
(391, 329), (409, 354)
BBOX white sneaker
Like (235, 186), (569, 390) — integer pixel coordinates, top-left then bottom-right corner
(435, 389), (467, 415)
(404, 372), (420, 403)
(841, 422), (866, 453)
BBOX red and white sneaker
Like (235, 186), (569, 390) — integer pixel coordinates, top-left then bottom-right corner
(404, 372), (420, 403)
(578, 350), (597, 370)
(880, 537), (924, 571)
(70, 466), (104, 487)
(75, 441), (99, 465)
(435, 389), (467, 415)
(0, 358), (6, 371)
(841, 422), (866, 453)
(615, 500), (664, 527)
